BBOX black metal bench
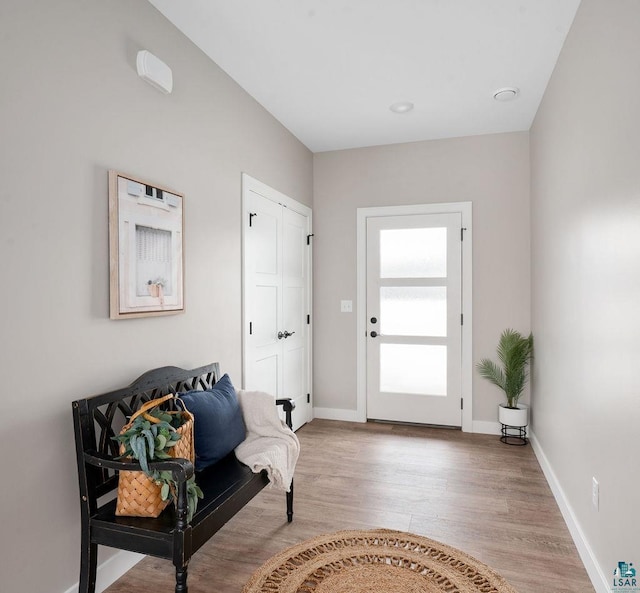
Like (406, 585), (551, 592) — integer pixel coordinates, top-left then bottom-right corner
(72, 363), (294, 593)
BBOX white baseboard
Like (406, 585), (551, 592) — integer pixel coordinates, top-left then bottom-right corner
(313, 413), (504, 433)
(529, 431), (609, 593)
(63, 550), (145, 593)
(313, 407), (363, 422)
(472, 420), (502, 435)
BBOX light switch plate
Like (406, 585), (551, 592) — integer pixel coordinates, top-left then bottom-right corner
(340, 300), (353, 313)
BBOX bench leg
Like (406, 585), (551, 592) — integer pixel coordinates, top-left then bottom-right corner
(287, 479), (294, 523)
(175, 564), (189, 593)
(79, 541), (97, 593)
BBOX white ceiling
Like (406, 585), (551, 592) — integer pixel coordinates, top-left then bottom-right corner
(147, 0), (581, 153)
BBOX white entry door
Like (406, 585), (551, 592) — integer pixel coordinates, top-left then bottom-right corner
(366, 213), (463, 426)
(242, 174), (312, 431)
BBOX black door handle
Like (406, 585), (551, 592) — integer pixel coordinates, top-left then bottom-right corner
(283, 330), (295, 338)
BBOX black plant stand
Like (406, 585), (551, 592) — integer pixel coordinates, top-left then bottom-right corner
(500, 423), (528, 446)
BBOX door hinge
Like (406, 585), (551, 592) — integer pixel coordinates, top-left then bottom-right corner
(461, 398), (464, 410)
(460, 227), (467, 241)
(307, 233), (314, 245)
(307, 393), (310, 404)
(249, 321), (253, 335)
(307, 314), (310, 325)
(460, 313), (463, 325)
(249, 212), (257, 227)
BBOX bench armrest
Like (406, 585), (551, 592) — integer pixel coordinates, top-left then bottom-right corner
(275, 398), (295, 411)
(275, 398), (295, 429)
(84, 450), (193, 529)
(83, 450), (194, 482)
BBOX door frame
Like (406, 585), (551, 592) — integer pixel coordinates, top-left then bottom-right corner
(356, 202), (473, 432)
(241, 173), (313, 426)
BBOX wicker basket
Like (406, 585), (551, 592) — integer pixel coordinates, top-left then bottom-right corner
(115, 394), (195, 518)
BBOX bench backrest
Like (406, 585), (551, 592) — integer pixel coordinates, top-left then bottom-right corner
(72, 363), (219, 509)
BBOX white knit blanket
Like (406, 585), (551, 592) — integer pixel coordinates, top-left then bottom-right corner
(234, 390), (300, 492)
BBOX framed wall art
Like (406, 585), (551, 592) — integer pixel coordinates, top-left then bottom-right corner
(109, 170), (185, 319)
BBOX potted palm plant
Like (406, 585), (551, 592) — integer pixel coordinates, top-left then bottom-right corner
(476, 328), (533, 429)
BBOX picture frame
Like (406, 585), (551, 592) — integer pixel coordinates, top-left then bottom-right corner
(109, 170), (185, 319)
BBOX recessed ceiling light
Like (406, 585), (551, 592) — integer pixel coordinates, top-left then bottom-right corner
(389, 101), (414, 114)
(493, 87), (519, 102)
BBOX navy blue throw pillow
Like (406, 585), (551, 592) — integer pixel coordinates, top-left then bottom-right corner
(179, 374), (246, 471)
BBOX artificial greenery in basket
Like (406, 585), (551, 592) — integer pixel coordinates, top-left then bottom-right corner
(476, 328), (533, 409)
(114, 406), (203, 521)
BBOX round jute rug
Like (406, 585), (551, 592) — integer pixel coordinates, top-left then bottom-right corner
(242, 529), (519, 593)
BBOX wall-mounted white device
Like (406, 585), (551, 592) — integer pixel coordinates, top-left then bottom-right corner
(136, 50), (173, 94)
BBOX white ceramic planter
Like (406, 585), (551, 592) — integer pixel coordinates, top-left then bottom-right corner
(498, 403), (528, 427)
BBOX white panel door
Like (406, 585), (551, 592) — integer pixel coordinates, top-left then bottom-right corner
(281, 207), (308, 420)
(243, 175), (312, 431)
(366, 213), (462, 426)
(245, 195), (282, 399)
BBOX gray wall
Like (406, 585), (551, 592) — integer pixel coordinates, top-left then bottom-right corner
(0, 1), (312, 592)
(530, 0), (640, 583)
(313, 132), (531, 423)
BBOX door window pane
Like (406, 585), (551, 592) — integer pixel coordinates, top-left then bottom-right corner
(380, 286), (446, 337)
(380, 344), (447, 396)
(380, 227), (447, 278)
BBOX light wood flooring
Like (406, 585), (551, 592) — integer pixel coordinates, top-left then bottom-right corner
(105, 419), (594, 593)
